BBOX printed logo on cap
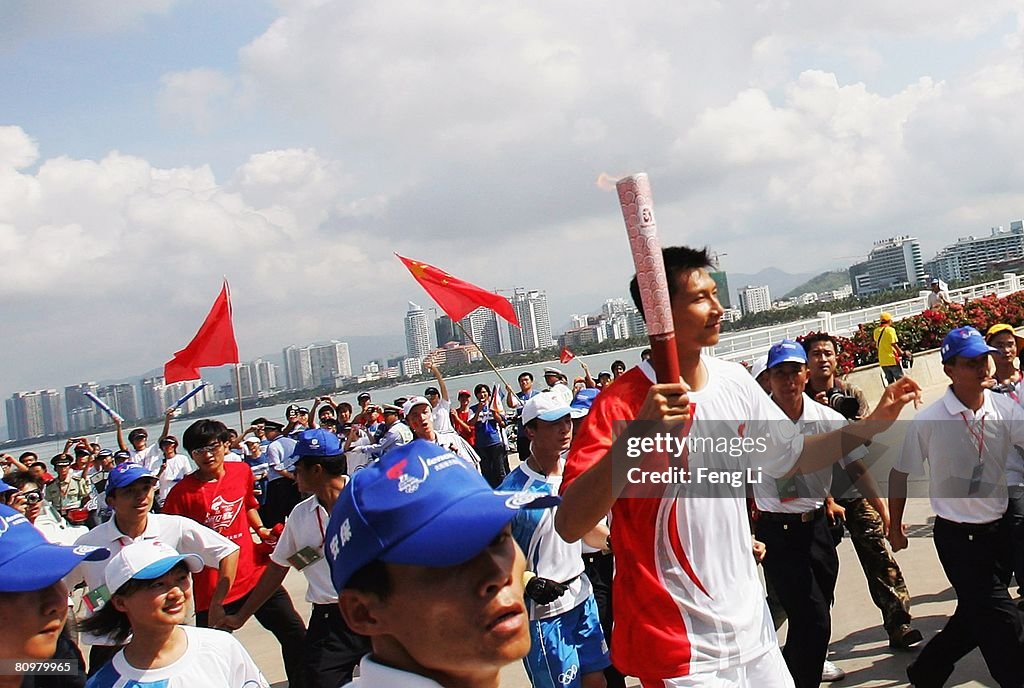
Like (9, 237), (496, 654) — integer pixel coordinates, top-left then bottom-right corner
(386, 457), (431, 494)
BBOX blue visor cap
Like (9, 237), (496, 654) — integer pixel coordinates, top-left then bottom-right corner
(0, 505), (108, 592)
(767, 339), (808, 369)
(0, 480), (13, 495)
(941, 326), (999, 363)
(325, 440), (558, 592)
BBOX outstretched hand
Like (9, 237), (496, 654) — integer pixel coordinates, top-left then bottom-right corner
(868, 376), (921, 428)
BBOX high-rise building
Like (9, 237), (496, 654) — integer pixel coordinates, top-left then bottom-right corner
(434, 315), (458, 348)
(508, 289), (553, 352)
(235, 362), (257, 399)
(460, 307), (502, 357)
(283, 345), (315, 391)
(309, 341), (352, 386)
(924, 222), (1024, 283)
(254, 359), (279, 393)
(849, 236), (925, 296)
(65, 382), (99, 429)
(405, 302), (432, 360)
(5, 390), (64, 440)
(738, 285), (772, 316)
(141, 377), (206, 417)
(96, 384), (139, 422)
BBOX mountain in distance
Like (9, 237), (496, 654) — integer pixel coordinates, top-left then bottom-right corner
(782, 270), (852, 300)
(727, 267), (818, 305)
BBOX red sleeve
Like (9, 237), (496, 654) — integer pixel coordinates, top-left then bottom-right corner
(161, 479), (189, 517)
(562, 369), (646, 493)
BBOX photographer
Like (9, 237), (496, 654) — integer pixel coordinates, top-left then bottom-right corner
(801, 333), (920, 650)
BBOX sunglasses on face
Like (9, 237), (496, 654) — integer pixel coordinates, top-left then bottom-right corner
(190, 443), (222, 456)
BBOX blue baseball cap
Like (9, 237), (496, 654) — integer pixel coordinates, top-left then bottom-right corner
(570, 388), (600, 418)
(941, 326), (998, 363)
(0, 504), (108, 592)
(325, 440), (558, 592)
(106, 463), (157, 491)
(291, 428), (343, 459)
(0, 480), (13, 495)
(767, 339), (808, 369)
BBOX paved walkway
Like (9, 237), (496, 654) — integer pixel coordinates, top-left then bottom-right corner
(236, 378), (1012, 687)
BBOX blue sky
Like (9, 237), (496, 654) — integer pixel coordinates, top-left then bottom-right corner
(2, 1), (1024, 412)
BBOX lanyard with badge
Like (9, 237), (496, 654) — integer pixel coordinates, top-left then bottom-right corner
(960, 412), (986, 495)
(287, 507), (326, 570)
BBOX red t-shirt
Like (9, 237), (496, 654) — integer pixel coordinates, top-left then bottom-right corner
(562, 359), (799, 680)
(163, 462), (264, 611)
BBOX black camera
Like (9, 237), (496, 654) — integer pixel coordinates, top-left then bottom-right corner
(826, 388), (860, 420)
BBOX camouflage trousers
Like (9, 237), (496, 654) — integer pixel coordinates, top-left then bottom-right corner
(837, 497), (912, 631)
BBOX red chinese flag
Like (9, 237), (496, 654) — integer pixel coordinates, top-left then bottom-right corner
(397, 254), (520, 326)
(164, 281), (239, 383)
(560, 346), (575, 364)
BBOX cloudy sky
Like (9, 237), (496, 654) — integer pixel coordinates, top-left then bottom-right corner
(3, 1), (1024, 407)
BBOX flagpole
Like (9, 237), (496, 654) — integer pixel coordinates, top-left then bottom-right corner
(454, 320), (513, 390)
(234, 363), (245, 432)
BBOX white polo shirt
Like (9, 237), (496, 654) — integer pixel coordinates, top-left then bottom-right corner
(345, 656), (445, 687)
(67, 513), (239, 645)
(896, 386), (1024, 524)
(270, 493), (336, 604)
(753, 394), (865, 514)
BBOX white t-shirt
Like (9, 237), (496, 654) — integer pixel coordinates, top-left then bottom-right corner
(896, 386), (1024, 523)
(752, 394), (865, 514)
(270, 494), (336, 604)
(431, 398), (455, 434)
(157, 453), (197, 505)
(129, 444), (164, 473)
(67, 513), (239, 646)
(85, 626), (269, 688)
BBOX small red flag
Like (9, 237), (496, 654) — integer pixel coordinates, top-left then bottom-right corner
(560, 346), (575, 364)
(397, 254), (520, 326)
(164, 280), (239, 383)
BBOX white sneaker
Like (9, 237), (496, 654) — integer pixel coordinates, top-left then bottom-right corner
(821, 659), (846, 682)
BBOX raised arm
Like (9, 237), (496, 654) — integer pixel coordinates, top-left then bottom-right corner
(425, 357), (450, 401)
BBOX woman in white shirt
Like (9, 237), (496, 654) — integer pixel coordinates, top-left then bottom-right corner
(80, 540), (268, 688)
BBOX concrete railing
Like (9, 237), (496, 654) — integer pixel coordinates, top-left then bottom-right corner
(710, 273), (1024, 365)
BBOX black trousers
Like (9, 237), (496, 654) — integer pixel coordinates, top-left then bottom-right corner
(477, 442), (509, 487)
(583, 551), (626, 688)
(756, 512), (839, 688)
(908, 517), (1024, 688)
(304, 604), (372, 688)
(261, 477), (301, 527)
(197, 586), (307, 688)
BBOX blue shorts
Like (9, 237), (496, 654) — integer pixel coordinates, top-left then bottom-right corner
(524, 595), (610, 688)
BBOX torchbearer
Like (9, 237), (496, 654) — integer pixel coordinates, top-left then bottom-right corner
(555, 173), (921, 686)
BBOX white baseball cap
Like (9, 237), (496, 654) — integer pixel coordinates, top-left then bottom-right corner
(104, 540), (204, 595)
(243, 436), (261, 445)
(522, 391), (572, 425)
(402, 396), (432, 417)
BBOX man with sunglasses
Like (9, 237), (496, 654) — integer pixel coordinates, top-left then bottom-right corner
(163, 418), (308, 688)
(65, 462), (240, 673)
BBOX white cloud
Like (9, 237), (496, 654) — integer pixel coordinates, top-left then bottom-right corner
(157, 69), (234, 134)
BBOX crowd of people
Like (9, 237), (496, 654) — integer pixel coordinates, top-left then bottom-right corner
(2, 245), (1024, 687)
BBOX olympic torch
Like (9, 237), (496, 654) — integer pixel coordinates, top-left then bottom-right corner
(615, 173), (680, 384)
